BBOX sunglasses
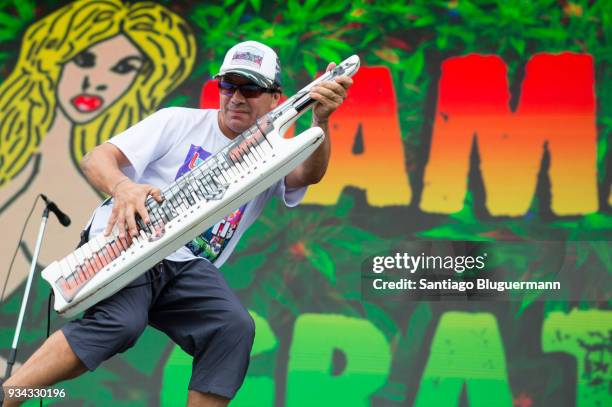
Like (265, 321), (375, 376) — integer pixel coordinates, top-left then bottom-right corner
(218, 80), (277, 98)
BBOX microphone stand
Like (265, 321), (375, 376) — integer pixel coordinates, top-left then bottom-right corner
(3, 204), (51, 381)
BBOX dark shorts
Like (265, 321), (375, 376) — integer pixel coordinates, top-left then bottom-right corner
(61, 258), (255, 399)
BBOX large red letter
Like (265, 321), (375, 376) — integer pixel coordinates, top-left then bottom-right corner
(304, 67), (411, 206)
(420, 53), (598, 216)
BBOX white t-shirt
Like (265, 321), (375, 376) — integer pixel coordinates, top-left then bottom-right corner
(86, 107), (307, 268)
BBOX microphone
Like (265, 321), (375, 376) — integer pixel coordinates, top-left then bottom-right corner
(40, 194), (71, 227)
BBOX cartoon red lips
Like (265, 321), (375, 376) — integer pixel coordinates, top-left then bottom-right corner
(71, 94), (103, 113)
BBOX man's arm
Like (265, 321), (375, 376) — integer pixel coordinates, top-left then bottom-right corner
(80, 143), (163, 238)
(284, 63), (353, 189)
(80, 143), (131, 195)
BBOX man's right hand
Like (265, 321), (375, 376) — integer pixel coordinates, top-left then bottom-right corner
(104, 179), (164, 238)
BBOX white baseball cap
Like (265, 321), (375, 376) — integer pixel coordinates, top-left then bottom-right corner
(216, 41), (282, 89)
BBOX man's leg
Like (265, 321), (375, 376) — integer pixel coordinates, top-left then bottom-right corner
(1, 332), (230, 407)
(2, 330), (87, 406)
(2, 270), (152, 406)
(149, 259), (255, 405)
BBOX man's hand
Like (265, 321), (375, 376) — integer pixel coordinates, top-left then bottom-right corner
(284, 61), (354, 189)
(310, 62), (353, 124)
(104, 179), (164, 239)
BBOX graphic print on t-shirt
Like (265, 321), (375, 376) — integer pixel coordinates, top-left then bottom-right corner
(175, 144), (246, 262)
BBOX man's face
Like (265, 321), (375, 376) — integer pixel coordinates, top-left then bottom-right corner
(218, 73), (280, 139)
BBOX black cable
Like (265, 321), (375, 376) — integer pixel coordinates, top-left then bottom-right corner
(0, 195), (42, 302)
(40, 290), (54, 407)
(46, 290), (53, 338)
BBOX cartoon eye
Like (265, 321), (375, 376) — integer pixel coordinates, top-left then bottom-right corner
(111, 58), (142, 75)
(72, 51), (96, 68)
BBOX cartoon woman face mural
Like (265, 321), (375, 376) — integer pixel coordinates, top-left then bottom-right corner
(56, 35), (146, 124)
(0, 0), (196, 299)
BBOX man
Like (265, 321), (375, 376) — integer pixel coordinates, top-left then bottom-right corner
(2, 41), (351, 406)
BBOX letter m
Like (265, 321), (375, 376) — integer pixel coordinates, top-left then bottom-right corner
(420, 53), (598, 216)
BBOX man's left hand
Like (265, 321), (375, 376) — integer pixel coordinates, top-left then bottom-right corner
(310, 62), (353, 124)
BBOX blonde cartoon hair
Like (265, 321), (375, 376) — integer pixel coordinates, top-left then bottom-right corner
(0, 0), (196, 186)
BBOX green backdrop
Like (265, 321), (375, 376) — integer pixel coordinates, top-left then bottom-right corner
(0, 1), (610, 406)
